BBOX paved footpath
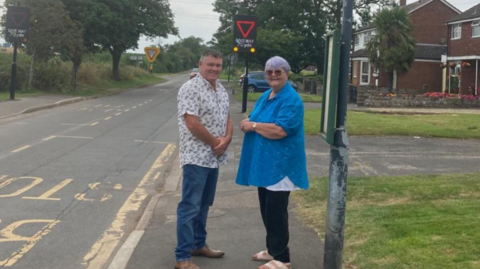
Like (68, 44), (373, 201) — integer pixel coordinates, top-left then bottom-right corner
(2, 79), (480, 269)
(123, 88), (325, 269)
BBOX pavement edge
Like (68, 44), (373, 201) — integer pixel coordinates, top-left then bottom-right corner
(107, 151), (182, 269)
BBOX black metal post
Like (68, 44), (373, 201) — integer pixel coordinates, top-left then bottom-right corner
(227, 56), (231, 83)
(242, 52), (249, 113)
(9, 42), (18, 100)
(323, 0), (353, 268)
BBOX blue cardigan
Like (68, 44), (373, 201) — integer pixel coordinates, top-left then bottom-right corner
(236, 83), (309, 189)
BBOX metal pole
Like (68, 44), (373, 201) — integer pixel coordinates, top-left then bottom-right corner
(323, 0), (352, 268)
(476, 59), (478, 96)
(9, 42), (18, 100)
(228, 56), (231, 83)
(242, 52), (249, 113)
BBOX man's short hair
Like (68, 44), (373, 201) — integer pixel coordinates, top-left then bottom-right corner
(200, 49), (223, 61)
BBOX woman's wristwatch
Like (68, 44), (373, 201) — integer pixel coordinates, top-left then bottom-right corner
(252, 122), (257, 132)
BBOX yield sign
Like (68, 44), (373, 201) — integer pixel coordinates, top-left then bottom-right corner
(144, 47), (161, 63)
(236, 21), (255, 39)
(233, 15), (258, 52)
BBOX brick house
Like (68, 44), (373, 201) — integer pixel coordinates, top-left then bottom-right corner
(350, 0), (460, 92)
(445, 3), (480, 95)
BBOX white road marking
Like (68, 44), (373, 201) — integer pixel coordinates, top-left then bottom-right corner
(12, 145), (31, 153)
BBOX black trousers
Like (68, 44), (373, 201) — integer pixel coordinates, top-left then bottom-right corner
(258, 187), (291, 263)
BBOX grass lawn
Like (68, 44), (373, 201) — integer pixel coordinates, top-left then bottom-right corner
(304, 110), (480, 139)
(0, 76), (165, 101)
(293, 173), (480, 269)
(0, 90), (43, 101)
(235, 92), (322, 103)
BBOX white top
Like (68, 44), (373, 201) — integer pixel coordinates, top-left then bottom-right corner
(266, 176), (301, 191)
(177, 74), (230, 168)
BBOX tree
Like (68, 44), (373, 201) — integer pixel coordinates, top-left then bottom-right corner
(3, 0), (83, 90)
(211, 0), (392, 73)
(366, 5), (416, 92)
(85, 0), (178, 80)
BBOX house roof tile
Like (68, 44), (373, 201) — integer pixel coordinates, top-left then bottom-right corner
(446, 3), (480, 23)
(350, 44), (446, 61)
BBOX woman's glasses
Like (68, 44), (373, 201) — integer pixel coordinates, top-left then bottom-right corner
(265, 69), (284, 76)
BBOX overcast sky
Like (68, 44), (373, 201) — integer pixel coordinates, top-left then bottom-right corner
(0, 0), (477, 53)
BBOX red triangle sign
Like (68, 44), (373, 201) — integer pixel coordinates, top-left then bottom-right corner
(236, 21), (255, 39)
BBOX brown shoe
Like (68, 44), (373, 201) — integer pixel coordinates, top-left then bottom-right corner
(190, 244), (225, 258)
(174, 260), (200, 269)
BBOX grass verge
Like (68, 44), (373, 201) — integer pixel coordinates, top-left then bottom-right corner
(304, 110), (480, 139)
(293, 173), (480, 269)
(0, 90), (43, 101)
(0, 76), (165, 101)
(235, 92), (322, 103)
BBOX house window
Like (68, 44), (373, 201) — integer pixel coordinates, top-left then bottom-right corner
(353, 61), (358, 78)
(472, 21), (480, 38)
(360, 61), (370, 85)
(355, 35), (359, 46)
(451, 24), (462, 39)
(364, 31), (372, 43)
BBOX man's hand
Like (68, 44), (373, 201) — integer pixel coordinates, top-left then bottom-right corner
(212, 136), (231, 157)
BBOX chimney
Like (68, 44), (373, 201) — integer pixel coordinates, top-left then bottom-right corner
(400, 0), (406, 6)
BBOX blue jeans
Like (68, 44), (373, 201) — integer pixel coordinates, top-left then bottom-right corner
(175, 164), (219, 262)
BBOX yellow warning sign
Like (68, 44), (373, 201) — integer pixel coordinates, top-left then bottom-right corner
(144, 47), (161, 63)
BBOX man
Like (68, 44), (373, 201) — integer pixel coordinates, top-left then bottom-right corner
(175, 49), (233, 269)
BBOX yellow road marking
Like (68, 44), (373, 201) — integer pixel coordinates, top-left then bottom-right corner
(0, 175), (7, 181)
(138, 104), (143, 106)
(0, 177), (43, 198)
(114, 184), (122, 190)
(115, 113), (122, 116)
(124, 109), (130, 112)
(0, 219), (60, 266)
(23, 179), (73, 201)
(12, 145), (31, 153)
(91, 122), (99, 126)
(89, 183), (100, 189)
(83, 144), (177, 268)
(104, 117), (112, 120)
(132, 106), (137, 109)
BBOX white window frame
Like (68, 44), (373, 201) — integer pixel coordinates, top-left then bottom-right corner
(451, 23), (462, 40)
(360, 61), (370, 85)
(472, 20), (480, 38)
(355, 34), (359, 46)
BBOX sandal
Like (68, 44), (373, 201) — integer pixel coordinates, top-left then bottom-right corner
(252, 250), (274, 261)
(258, 260), (291, 269)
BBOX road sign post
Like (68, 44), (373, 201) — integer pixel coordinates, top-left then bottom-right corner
(323, 0), (353, 268)
(5, 6), (30, 100)
(144, 47), (160, 72)
(233, 15), (258, 113)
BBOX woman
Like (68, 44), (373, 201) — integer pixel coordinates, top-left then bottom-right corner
(236, 56), (309, 269)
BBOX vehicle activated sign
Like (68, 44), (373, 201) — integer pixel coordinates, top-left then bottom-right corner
(233, 15), (258, 52)
(5, 6), (30, 43)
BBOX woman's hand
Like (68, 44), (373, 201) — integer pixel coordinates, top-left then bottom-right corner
(240, 118), (254, 133)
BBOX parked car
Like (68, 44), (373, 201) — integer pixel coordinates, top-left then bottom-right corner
(239, 71), (298, 92)
(189, 68), (199, 79)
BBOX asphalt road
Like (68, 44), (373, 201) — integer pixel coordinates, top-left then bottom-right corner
(0, 74), (188, 268)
